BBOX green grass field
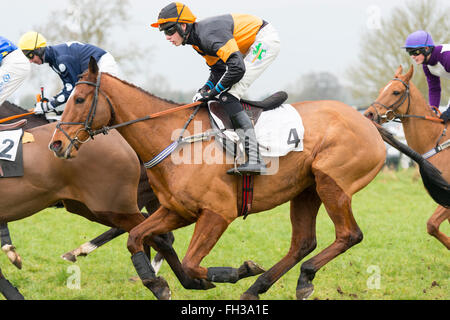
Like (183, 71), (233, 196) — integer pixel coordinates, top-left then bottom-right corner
(1, 168), (448, 300)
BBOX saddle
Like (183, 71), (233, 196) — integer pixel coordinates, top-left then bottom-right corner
(208, 91), (288, 129)
(207, 91), (288, 219)
(0, 120), (27, 132)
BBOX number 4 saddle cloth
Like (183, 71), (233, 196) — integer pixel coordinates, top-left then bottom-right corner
(208, 91), (304, 160)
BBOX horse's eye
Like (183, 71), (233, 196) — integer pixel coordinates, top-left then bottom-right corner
(393, 91), (401, 96)
(75, 97), (85, 104)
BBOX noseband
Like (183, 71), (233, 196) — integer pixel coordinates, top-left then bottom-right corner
(56, 71), (115, 149)
(370, 78), (410, 122)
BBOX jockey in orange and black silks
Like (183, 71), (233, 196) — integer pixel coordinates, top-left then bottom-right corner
(152, 2), (281, 175)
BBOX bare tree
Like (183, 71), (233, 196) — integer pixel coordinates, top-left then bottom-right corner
(36, 0), (152, 78)
(347, 0), (449, 106)
(285, 71), (352, 104)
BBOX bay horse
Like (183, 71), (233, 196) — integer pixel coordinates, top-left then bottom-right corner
(0, 101), (154, 265)
(0, 102), (208, 300)
(364, 65), (450, 249)
(50, 58), (386, 300)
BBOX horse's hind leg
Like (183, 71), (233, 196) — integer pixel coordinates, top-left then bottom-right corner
(241, 186), (321, 300)
(0, 267), (24, 300)
(0, 223), (22, 269)
(427, 206), (450, 249)
(296, 170), (363, 300)
(61, 227), (126, 262)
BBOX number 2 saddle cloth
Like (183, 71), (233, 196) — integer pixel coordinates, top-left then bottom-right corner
(0, 119), (28, 178)
(208, 91), (304, 161)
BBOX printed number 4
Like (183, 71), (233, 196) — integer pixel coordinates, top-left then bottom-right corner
(287, 128), (300, 148)
(0, 139), (14, 159)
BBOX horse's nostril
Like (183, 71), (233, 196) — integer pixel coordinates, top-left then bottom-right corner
(365, 112), (374, 120)
(51, 141), (62, 152)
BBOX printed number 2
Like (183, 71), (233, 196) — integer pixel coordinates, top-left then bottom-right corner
(287, 128), (300, 148)
(0, 139), (14, 159)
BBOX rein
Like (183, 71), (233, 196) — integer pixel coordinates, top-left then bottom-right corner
(0, 111), (35, 124)
(370, 77), (448, 159)
(370, 78), (444, 124)
(370, 78), (411, 122)
(55, 71), (203, 149)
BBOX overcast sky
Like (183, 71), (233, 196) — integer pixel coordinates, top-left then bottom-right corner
(2, 0), (412, 101)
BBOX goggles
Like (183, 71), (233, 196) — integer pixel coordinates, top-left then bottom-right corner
(24, 50), (35, 59)
(406, 48), (423, 56)
(163, 24), (178, 36)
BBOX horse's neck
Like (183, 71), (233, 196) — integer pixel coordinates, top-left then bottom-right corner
(105, 77), (204, 163)
(401, 83), (444, 154)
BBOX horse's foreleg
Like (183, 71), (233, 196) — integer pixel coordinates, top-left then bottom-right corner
(127, 207), (196, 299)
(296, 171), (363, 300)
(427, 206), (450, 249)
(182, 209), (264, 286)
(0, 267), (24, 300)
(0, 223), (22, 269)
(241, 187), (321, 300)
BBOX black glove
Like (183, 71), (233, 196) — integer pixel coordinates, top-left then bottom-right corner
(440, 109), (450, 123)
(193, 87), (219, 102)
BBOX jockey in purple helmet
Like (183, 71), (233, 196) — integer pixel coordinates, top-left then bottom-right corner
(403, 30), (450, 123)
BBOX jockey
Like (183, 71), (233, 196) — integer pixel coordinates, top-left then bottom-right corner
(18, 31), (119, 121)
(151, 2), (281, 175)
(0, 36), (30, 106)
(403, 30), (450, 123)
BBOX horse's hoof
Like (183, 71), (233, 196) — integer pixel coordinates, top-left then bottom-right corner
(61, 252), (77, 263)
(2, 245), (22, 270)
(240, 292), (259, 300)
(296, 284), (314, 300)
(244, 261), (265, 276)
(238, 261), (265, 280)
(199, 279), (216, 290)
(143, 277), (171, 300)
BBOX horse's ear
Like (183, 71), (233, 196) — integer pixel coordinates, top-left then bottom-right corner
(404, 64), (414, 82)
(88, 56), (99, 75)
(394, 65), (403, 77)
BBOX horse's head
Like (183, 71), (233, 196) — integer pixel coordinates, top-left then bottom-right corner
(364, 65), (414, 124)
(49, 57), (115, 159)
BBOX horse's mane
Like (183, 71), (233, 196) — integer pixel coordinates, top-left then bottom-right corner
(0, 101), (29, 115)
(81, 71), (183, 107)
(0, 101), (49, 129)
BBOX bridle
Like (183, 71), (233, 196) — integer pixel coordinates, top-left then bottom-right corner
(370, 78), (411, 123)
(369, 77), (448, 154)
(55, 71), (115, 150)
(55, 71), (203, 152)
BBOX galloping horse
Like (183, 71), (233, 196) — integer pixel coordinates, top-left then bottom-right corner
(50, 58), (386, 300)
(0, 102), (161, 264)
(364, 65), (449, 249)
(0, 102), (207, 300)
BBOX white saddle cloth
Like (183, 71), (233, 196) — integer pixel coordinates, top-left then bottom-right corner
(0, 129), (23, 161)
(209, 103), (304, 157)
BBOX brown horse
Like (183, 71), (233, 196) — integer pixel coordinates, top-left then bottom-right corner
(0, 103), (208, 300)
(50, 58), (386, 300)
(364, 65), (450, 249)
(0, 101), (160, 266)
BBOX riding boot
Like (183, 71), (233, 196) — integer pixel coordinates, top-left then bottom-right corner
(226, 110), (267, 175)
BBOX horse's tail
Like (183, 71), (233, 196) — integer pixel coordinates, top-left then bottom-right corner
(374, 123), (450, 208)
